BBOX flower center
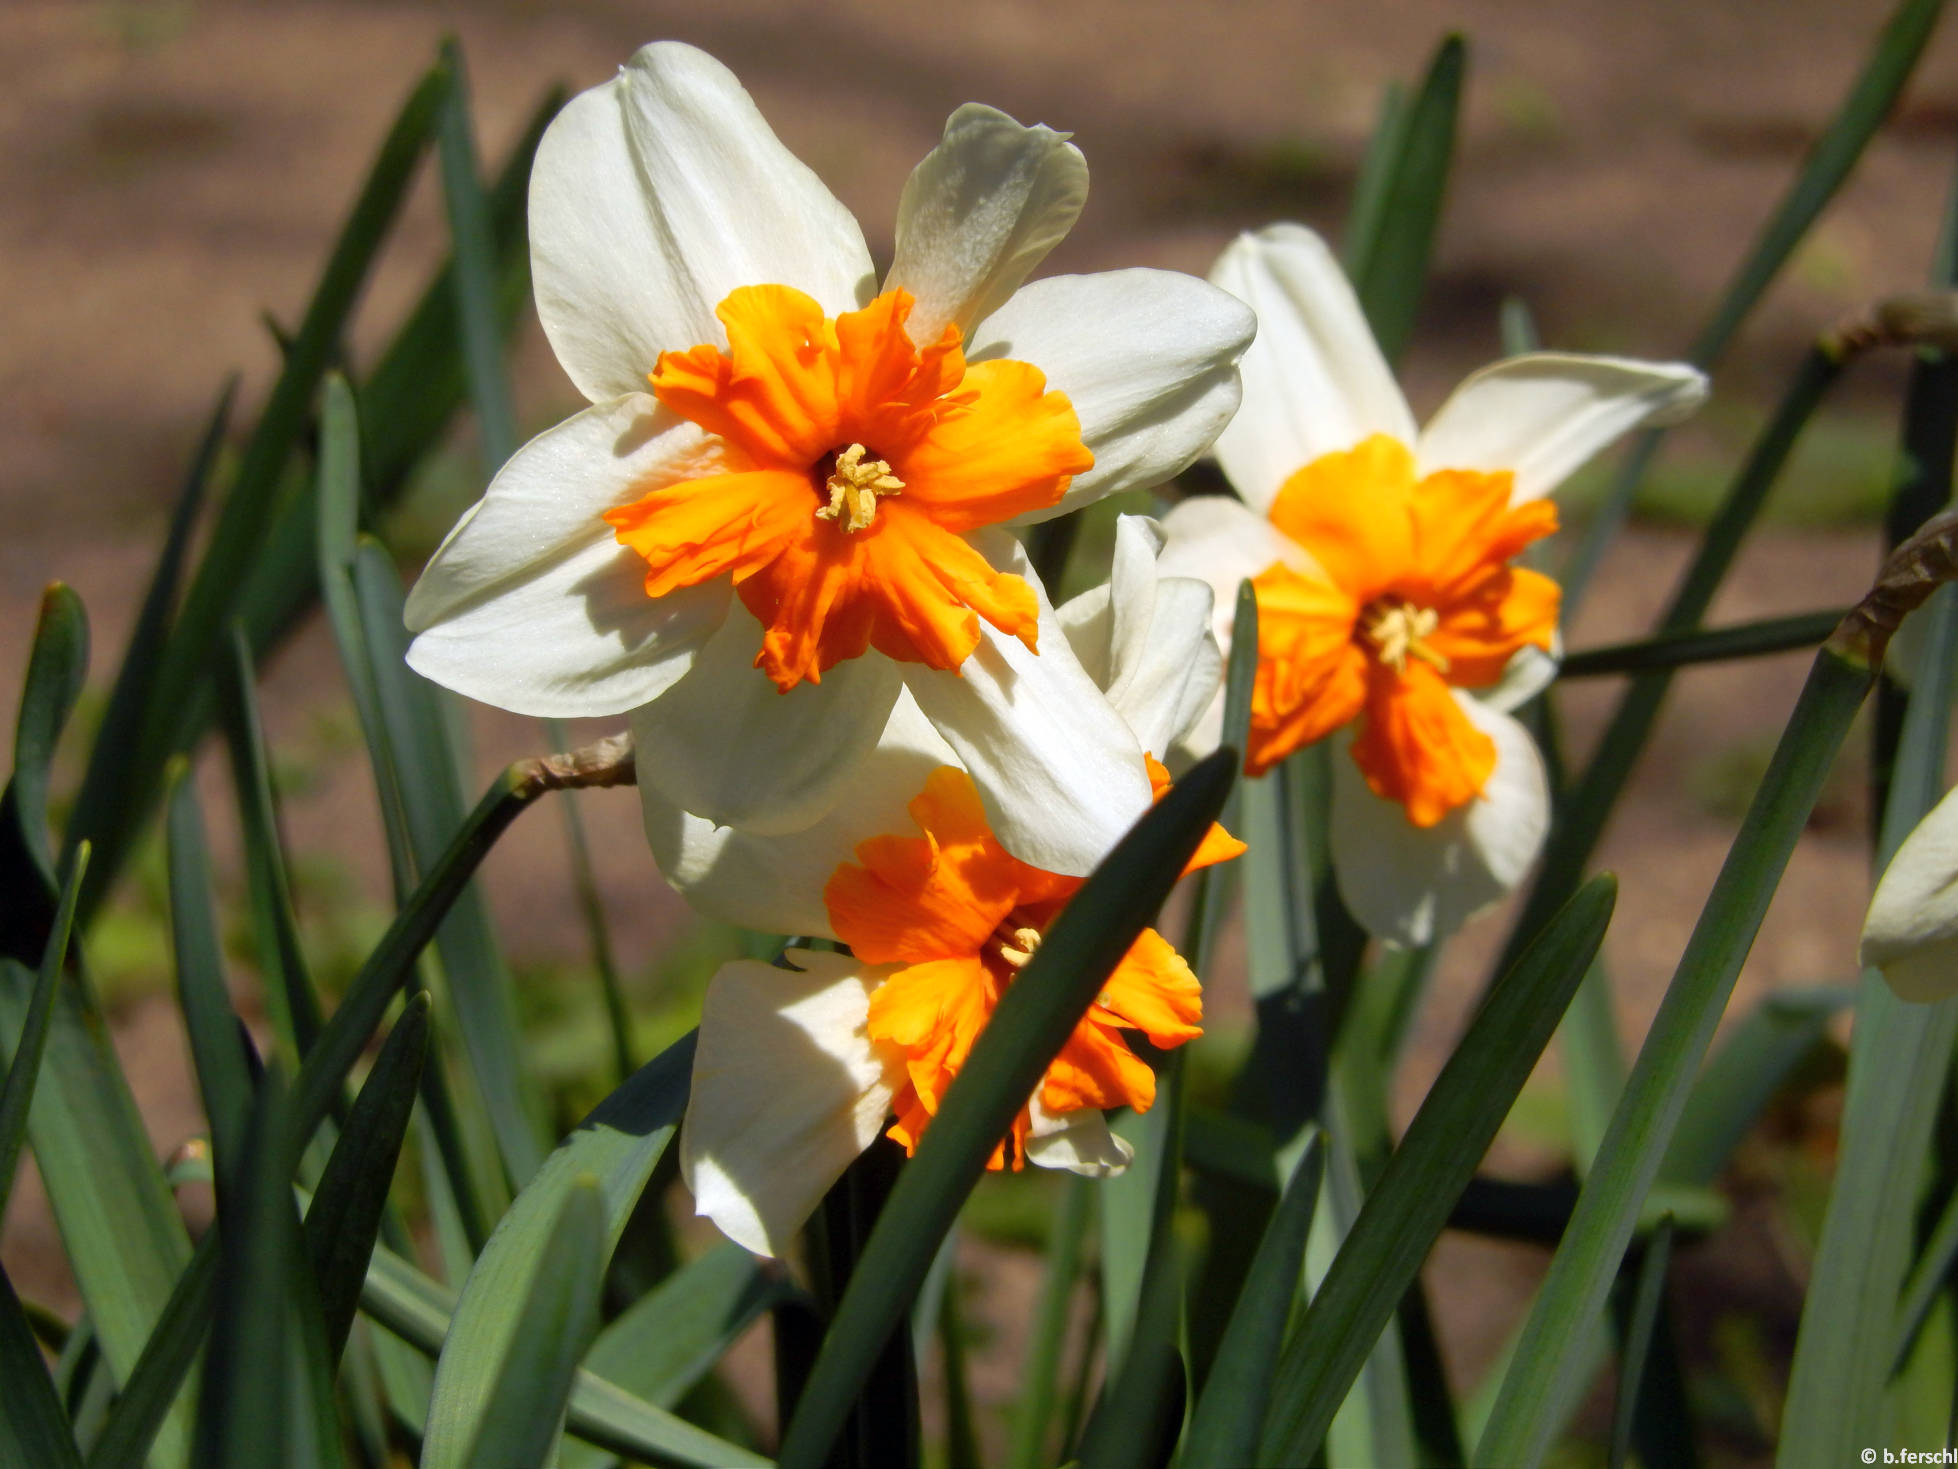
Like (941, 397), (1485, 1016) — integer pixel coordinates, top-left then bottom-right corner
(1357, 596), (1450, 677)
(991, 920), (1043, 970)
(816, 443), (904, 533)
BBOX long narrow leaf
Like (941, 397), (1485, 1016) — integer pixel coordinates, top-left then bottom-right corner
(0, 1264), (83, 1469)
(1476, 648), (1875, 1468)
(1, 584), (89, 964)
(776, 750), (1238, 1469)
(0, 843), (85, 1222)
(1258, 875), (1617, 1463)
(420, 1031), (697, 1468)
(1005, 1178), (1094, 1469)
(464, 1181), (607, 1469)
(1183, 1129), (1325, 1469)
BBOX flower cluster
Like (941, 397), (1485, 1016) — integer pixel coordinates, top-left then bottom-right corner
(404, 41), (1708, 1254)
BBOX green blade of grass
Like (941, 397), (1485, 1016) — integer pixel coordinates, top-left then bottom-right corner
(1341, 34), (1466, 365)
(165, 768), (257, 1199)
(1099, 1059), (1180, 1379)
(1257, 874), (1617, 1464)
(1608, 1216), (1679, 1469)
(1342, 80), (1408, 285)
(217, 626), (323, 1062)
(1559, 0), (1945, 611)
(1005, 1178), (1095, 1469)
(1, 584), (89, 965)
(1475, 647), (1875, 1469)
(355, 1235), (768, 1468)
(0, 843), (85, 1222)
(1779, 574), (1958, 1463)
(434, 37), (518, 473)
(302, 993), (429, 1364)
(1895, 1180), (1958, 1373)
(0, 1264), (83, 1469)
(1182, 1128), (1325, 1469)
(462, 1180), (608, 1469)
(1558, 609), (1846, 679)
(68, 61), (449, 921)
(81, 1245), (217, 1469)
(776, 750), (1238, 1469)
(420, 1031), (697, 1469)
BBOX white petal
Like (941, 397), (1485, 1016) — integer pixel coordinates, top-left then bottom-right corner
(1156, 494), (1314, 655)
(403, 397), (733, 716)
(1026, 1096), (1133, 1177)
(1208, 223), (1415, 513)
(529, 42), (875, 402)
(886, 104), (1088, 345)
(903, 532), (1152, 877)
(1862, 784), (1958, 1002)
(1480, 633), (1563, 715)
(1414, 353), (1709, 504)
(1330, 696), (1550, 946)
(631, 601), (901, 835)
(1094, 514), (1224, 755)
(640, 692), (957, 938)
(680, 952), (900, 1256)
(967, 270), (1256, 523)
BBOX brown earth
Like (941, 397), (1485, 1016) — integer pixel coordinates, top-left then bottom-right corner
(5, 0), (1957, 1453)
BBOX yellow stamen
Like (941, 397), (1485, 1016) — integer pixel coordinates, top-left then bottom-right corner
(995, 924), (1043, 969)
(816, 442), (904, 532)
(1358, 598), (1449, 676)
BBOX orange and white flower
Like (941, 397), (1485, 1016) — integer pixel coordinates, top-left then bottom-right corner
(646, 517), (1236, 1254)
(1161, 223), (1707, 944)
(1861, 784), (1958, 1002)
(402, 43), (1255, 876)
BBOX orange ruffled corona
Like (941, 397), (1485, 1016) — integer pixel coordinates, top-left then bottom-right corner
(1247, 434), (1561, 825)
(603, 285), (1093, 691)
(824, 761), (1242, 1169)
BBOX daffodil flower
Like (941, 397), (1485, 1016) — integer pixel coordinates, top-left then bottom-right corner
(1862, 783), (1958, 1002)
(641, 516), (1238, 1254)
(1160, 223), (1708, 944)
(401, 42), (1255, 875)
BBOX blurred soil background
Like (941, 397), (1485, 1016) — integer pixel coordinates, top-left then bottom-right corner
(6, 0), (1958, 1460)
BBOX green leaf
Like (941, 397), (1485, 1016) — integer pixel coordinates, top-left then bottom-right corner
(1778, 599), (1958, 1462)
(1559, 0), (1945, 611)
(69, 61), (449, 920)
(81, 1245), (217, 1469)
(463, 1180), (607, 1469)
(0, 1264), (83, 1469)
(165, 768), (256, 1198)
(1476, 650), (1874, 1468)
(1, 583), (89, 965)
(434, 37), (518, 473)
(1558, 609), (1844, 680)
(355, 1235), (766, 1468)
(777, 751), (1238, 1469)
(0, 843), (85, 1221)
(548, 718), (635, 1085)
(1005, 1178), (1094, 1469)
(1342, 34), (1465, 364)
(1608, 1216), (1679, 1469)
(1182, 1129), (1325, 1469)
(1895, 1178), (1958, 1373)
(303, 993), (429, 1363)
(420, 1032), (697, 1469)
(1098, 1060), (1179, 1379)
(1258, 875), (1617, 1464)
(193, 1068), (341, 1469)
(217, 625), (323, 1061)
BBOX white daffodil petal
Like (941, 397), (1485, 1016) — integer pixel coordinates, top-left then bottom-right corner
(904, 532), (1152, 876)
(1026, 1096), (1133, 1177)
(1481, 632), (1563, 715)
(1862, 784), (1958, 1002)
(529, 42), (875, 402)
(968, 270), (1256, 523)
(1330, 695), (1550, 946)
(631, 601), (902, 835)
(1415, 353), (1709, 504)
(886, 103), (1088, 345)
(1157, 495), (1314, 654)
(1208, 223), (1416, 513)
(402, 397), (734, 716)
(680, 952), (900, 1256)
(640, 692), (957, 939)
